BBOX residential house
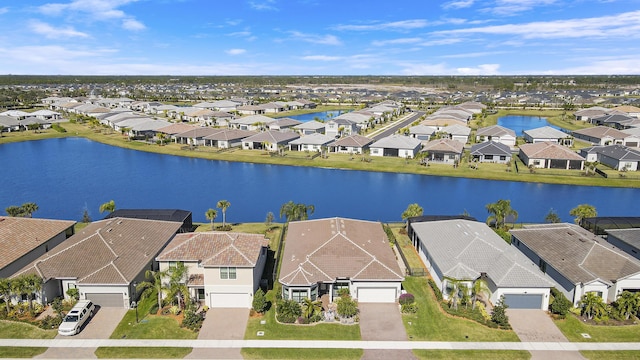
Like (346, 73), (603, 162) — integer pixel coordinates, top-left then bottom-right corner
(605, 229), (640, 261)
(328, 134), (373, 154)
(369, 134), (422, 158)
(475, 125), (517, 147)
(510, 223), (640, 305)
(229, 115), (276, 131)
(572, 126), (640, 147)
(470, 141), (512, 164)
(204, 129), (257, 149)
(156, 232), (269, 308)
(523, 126), (573, 146)
(518, 142), (585, 170)
(104, 209), (193, 233)
(241, 130), (300, 151)
(409, 125), (437, 140)
(573, 107), (609, 122)
(12, 218), (182, 308)
(579, 145), (640, 171)
(612, 105), (640, 118)
(440, 124), (471, 144)
(155, 123), (198, 142)
(421, 138), (464, 164)
(0, 217), (75, 279)
(457, 101), (487, 114)
(279, 218), (404, 303)
(269, 118), (302, 132)
(174, 127), (223, 146)
(293, 120), (326, 135)
(409, 219), (553, 309)
(0, 116), (20, 132)
(289, 133), (335, 152)
(236, 105), (265, 115)
(591, 114), (637, 129)
(325, 118), (358, 138)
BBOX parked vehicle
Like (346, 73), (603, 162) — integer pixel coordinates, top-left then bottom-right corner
(58, 300), (95, 336)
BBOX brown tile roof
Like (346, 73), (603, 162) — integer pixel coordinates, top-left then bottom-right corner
(510, 223), (640, 285)
(573, 126), (629, 139)
(519, 142), (585, 160)
(422, 138), (464, 153)
(0, 217), (75, 270)
(330, 134), (373, 147)
(279, 218), (404, 286)
(157, 232), (268, 267)
(156, 123), (198, 135)
(13, 218), (181, 285)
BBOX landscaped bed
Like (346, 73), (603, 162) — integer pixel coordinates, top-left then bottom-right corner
(554, 313), (640, 342)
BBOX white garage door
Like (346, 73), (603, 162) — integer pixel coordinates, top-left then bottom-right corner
(503, 293), (543, 309)
(357, 288), (397, 303)
(85, 293), (125, 308)
(210, 292), (250, 308)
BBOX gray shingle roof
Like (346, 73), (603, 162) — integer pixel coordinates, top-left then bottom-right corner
(411, 219), (553, 288)
(510, 223), (640, 285)
(242, 130), (300, 143)
(476, 125), (516, 138)
(572, 126), (630, 140)
(606, 229), (640, 251)
(470, 141), (512, 156)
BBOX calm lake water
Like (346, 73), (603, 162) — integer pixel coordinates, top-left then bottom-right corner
(1, 138), (638, 223)
(280, 110), (348, 122)
(497, 115), (563, 136)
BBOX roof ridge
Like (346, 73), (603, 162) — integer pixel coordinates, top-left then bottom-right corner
(96, 229), (119, 258)
(161, 233), (199, 259)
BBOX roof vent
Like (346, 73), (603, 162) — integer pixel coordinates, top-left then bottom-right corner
(106, 228), (112, 233)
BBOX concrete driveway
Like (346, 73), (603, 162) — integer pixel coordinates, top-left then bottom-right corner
(507, 309), (585, 360)
(186, 308), (249, 359)
(359, 303), (416, 360)
(37, 306), (127, 359)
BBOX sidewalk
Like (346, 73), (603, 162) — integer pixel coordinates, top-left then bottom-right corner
(4, 339), (640, 351)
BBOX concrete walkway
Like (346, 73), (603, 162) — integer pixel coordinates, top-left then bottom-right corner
(8, 338), (640, 351)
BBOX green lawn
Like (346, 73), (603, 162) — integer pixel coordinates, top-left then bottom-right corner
(401, 277), (519, 342)
(94, 347), (193, 358)
(388, 223), (426, 271)
(0, 347), (48, 358)
(0, 320), (57, 339)
(581, 351), (640, 359)
(241, 348), (363, 359)
(413, 350), (530, 359)
(110, 314), (198, 340)
(554, 314), (640, 342)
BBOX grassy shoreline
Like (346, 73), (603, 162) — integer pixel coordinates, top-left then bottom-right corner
(2, 109), (638, 188)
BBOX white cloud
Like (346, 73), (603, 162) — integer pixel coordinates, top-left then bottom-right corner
(456, 63), (500, 75)
(0, 7), (9, 15)
(38, 0), (145, 31)
(301, 55), (342, 61)
(249, 0), (278, 11)
(333, 19), (429, 31)
(400, 62), (500, 75)
(432, 11), (640, 40)
(440, 51), (508, 58)
(482, 0), (557, 16)
(372, 37), (423, 46)
(442, 0), (475, 10)
(288, 31), (341, 45)
(225, 48), (246, 55)
(420, 38), (463, 46)
(29, 20), (90, 39)
(122, 18), (145, 31)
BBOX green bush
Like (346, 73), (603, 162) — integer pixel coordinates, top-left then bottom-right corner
(39, 315), (62, 329)
(491, 295), (510, 328)
(427, 279), (443, 301)
(149, 303), (159, 315)
(51, 123), (67, 133)
(401, 303), (418, 314)
(336, 297), (358, 318)
(181, 309), (205, 331)
(383, 224), (397, 245)
(252, 288), (268, 314)
(549, 288), (572, 317)
(399, 293), (415, 305)
(276, 299), (301, 324)
(66, 288), (79, 300)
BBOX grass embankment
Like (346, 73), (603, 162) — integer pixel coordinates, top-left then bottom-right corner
(1, 108), (637, 187)
(0, 320), (56, 358)
(554, 314), (640, 342)
(0, 347), (48, 358)
(94, 347), (193, 359)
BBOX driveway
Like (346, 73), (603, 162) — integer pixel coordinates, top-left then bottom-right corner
(359, 303), (416, 360)
(507, 309), (585, 360)
(37, 306), (127, 359)
(186, 308), (249, 359)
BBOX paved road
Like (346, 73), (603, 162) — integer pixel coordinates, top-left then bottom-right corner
(370, 111), (425, 140)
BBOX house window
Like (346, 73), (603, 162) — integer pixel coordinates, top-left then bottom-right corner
(169, 261), (183, 269)
(310, 286), (318, 301)
(197, 289), (205, 300)
(485, 155), (494, 160)
(292, 289), (307, 303)
(500, 156), (506, 161)
(220, 267), (237, 280)
(588, 291), (603, 298)
(283, 286), (290, 300)
(533, 160), (541, 166)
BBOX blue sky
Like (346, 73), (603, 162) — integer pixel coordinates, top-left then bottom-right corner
(1, 0), (640, 75)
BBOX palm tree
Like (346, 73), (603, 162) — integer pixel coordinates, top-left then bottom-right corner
(579, 292), (605, 320)
(137, 269), (169, 309)
(205, 208), (217, 230)
(569, 204), (597, 225)
(616, 291), (640, 320)
(0, 125), (4, 138)
(485, 199), (518, 229)
(471, 279), (490, 310)
(301, 298), (323, 319)
(17, 274), (42, 311)
(21, 202), (38, 218)
(544, 208), (561, 223)
(217, 200), (231, 228)
(0, 278), (13, 315)
(157, 132), (167, 146)
(167, 263), (189, 309)
(401, 203), (424, 223)
(99, 200), (116, 214)
(447, 279), (463, 310)
(5, 205), (23, 217)
(279, 201), (315, 222)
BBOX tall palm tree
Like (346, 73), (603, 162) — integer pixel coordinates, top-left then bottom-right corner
(21, 202), (38, 218)
(99, 200), (116, 214)
(471, 279), (490, 310)
(301, 298), (323, 319)
(167, 263), (189, 309)
(579, 292), (605, 320)
(18, 274), (42, 311)
(616, 291), (640, 320)
(0, 278), (13, 315)
(205, 208), (218, 231)
(280, 201), (315, 222)
(485, 199), (518, 229)
(137, 269), (169, 309)
(5, 206), (22, 217)
(401, 203), (424, 223)
(217, 200), (230, 228)
(569, 204), (597, 225)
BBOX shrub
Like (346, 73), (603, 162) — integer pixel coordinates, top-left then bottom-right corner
(549, 288), (572, 317)
(51, 123), (67, 133)
(336, 297), (358, 318)
(491, 295), (510, 327)
(149, 303), (159, 315)
(427, 279), (443, 301)
(276, 299), (301, 324)
(399, 293), (415, 306)
(401, 303), (418, 314)
(39, 315), (62, 329)
(182, 309), (205, 331)
(252, 288), (268, 314)
(337, 288), (350, 298)
(66, 288), (79, 301)
(383, 224), (397, 245)
(169, 305), (180, 315)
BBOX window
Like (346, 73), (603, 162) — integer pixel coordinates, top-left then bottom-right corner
(500, 156), (506, 161)
(169, 261), (183, 269)
(533, 160), (541, 166)
(220, 267), (237, 279)
(283, 286), (290, 300)
(310, 286), (318, 301)
(485, 155), (494, 160)
(292, 289), (307, 303)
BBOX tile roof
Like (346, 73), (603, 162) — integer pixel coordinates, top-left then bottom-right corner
(329, 134), (373, 147)
(510, 223), (640, 285)
(476, 125), (516, 138)
(279, 218), (404, 286)
(0, 217), (76, 271)
(411, 219), (553, 288)
(573, 126), (631, 140)
(203, 129), (257, 141)
(157, 232), (268, 267)
(289, 133), (335, 145)
(606, 229), (640, 251)
(293, 120), (326, 130)
(470, 141), (512, 156)
(370, 134), (422, 150)
(13, 218), (181, 285)
(242, 130), (300, 143)
(519, 142), (585, 160)
(523, 126), (568, 139)
(156, 123), (198, 135)
(422, 138), (464, 153)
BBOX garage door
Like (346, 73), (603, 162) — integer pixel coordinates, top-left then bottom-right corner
(503, 294), (543, 309)
(210, 292), (249, 308)
(357, 288), (397, 303)
(85, 293), (125, 308)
